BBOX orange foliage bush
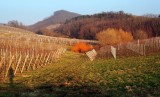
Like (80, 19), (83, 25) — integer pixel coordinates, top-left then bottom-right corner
(71, 42), (93, 53)
(96, 28), (133, 45)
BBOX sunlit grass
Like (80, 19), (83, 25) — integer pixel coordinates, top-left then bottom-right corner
(0, 51), (160, 97)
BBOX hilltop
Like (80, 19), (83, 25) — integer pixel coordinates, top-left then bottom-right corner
(28, 10), (81, 32)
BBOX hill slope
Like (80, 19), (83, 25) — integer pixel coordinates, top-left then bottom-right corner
(28, 10), (81, 32)
(56, 11), (160, 40)
(0, 25), (34, 35)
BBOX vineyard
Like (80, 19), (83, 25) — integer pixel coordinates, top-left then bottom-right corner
(0, 25), (69, 80)
(0, 25), (160, 96)
(0, 25), (101, 80)
(0, 25), (160, 80)
(98, 37), (160, 58)
(0, 51), (160, 97)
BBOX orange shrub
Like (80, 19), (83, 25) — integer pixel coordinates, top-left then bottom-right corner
(71, 42), (93, 53)
(96, 28), (133, 45)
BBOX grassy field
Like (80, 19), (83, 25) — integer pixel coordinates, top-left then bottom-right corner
(0, 51), (160, 97)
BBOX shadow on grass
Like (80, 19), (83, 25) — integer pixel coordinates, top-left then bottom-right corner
(34, 83), (104, 97)
(0, 81), (105, 97)
(0, 81), (160, 97)
(0, 82), (33, 97)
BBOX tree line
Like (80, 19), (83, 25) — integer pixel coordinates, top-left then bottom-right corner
(55, 11), (160, 40)
(7, 20), (26, 30)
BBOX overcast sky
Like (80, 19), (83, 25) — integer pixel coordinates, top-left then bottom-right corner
(0, 0), (160, 25)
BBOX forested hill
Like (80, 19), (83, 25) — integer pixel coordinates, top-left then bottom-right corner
(56, 11), (160, 40)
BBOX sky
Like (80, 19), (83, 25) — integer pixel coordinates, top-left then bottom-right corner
(0, 0), (160, 25)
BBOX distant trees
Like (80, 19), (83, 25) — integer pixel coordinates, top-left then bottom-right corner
(8, 20), (26, 29)
(36, 28), (65, 37)
(143, 14), (159, 18)
(56, 11), (160, 40)
(36, 28), (54, 36)
(96, 28), (133, 45)
(133, 30), (148, 40)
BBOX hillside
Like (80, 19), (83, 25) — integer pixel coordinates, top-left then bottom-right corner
(56, 11), (160, 40)
(0, 25), (98, 46)
(28, 10), (81, 32)
(0, 25), (34, 35)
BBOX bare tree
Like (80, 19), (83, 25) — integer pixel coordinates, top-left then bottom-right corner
(8, 20), (26, 29)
